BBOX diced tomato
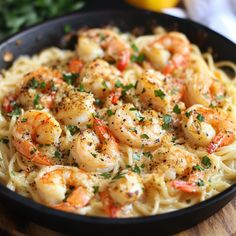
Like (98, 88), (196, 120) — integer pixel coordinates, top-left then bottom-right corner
(110, 88), (122, 105)
(2, 95), (16, 113)
(117, 50), (130, 71)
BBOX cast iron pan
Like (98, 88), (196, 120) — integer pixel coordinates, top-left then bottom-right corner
(0, 10), (235, 236)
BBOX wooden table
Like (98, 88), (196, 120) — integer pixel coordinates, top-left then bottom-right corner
(0, 197), (235, 236)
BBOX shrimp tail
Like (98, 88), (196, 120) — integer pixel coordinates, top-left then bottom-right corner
(93, 117), (110, 140)
(100, 191), (118, 218)
(207, 131), (235, 154)
(170, 180), (200, 193)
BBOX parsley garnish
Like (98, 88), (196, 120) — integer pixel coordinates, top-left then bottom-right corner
(54, 150), (62, 159)
(112, 172), (126, 180)
(196, 113), (204, 122)
(21, 118), (27, 123)
(133, 153), (141, 161)
(162, 114), (172, 130)
(135, 111), (145, 122)
(154, 89), (165, 100)
(102, 80), (108, 89)
(63, 73), (78, 85)
(143, 152), (153, 159)
(115, 80), (123, 88)
(33, 94), (40, 106)
(79, 84), (85, 92)
(107, 109), (114, 117)
(131, 53), (145, 63)
(132, 164), (141, 174)
(28, 78), (39, 89)
(173, 104), (181, 114)
(185, 111), (191, 118)
(93, 186), (99, 194)
(201, 156), (211, 169)
(193, 165), (204, 171)
(196, 179), (204, 186)
(67, 125), (79, 136)
(40, 81), (46, 89)
(140, 134), (149, 139)
(131, 43), (139, 52)
(101, 172), (111, 179)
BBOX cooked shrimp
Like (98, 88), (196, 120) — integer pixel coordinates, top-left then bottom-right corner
(143, 32), (190, 74)
(35, 166), (93, 211)
(185, 73), (225, 107)
(108, 103), (165, 148)
(17, 67), (65, 110)
(149, 146), (199, 180)
(100, 170), (143, 217)
(12, 110), (62, 165)
(77, 28), (130, 71)
(182, 104), (235, 153)
(79, 59), (122, 100)
(71, 117), (120, 173)
(136, 70), (185, 113)
(55, 88), (95, 128)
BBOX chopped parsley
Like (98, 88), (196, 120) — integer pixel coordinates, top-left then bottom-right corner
(201, 156), (211, 169)
(129, 107), (136, 111)
(93, 186), (99, 194)
(33, 94), (40, 106)
(112, 172), (126, 180)
(131, 43), (139, 52)
(196, 113), (204, 122)
(11, 106), (22, 116)
(185, 111), (191, 118)
(143, 151), (153, 159)
(154, 89), (165, 100)
(115, 80), (123, 88)
(67, 125), (79, 136)
(196, 179), (204, 186)
(63, 73), (78, 85)
(173, 104), (181, 114)
(140, 134), (149, 139)
(102, 81), (108, 89)
(54, 150), (62, 159)
(107, 109), (114, 117)
(86, 124), (92, 129)
(95, 98), (102, 106)
(21, 118), (27, 123)
(91, 153), (97, 158)
(40, 81), (46, 89)
(101, 172), (111, 179)
(131, 53), (145, 64)
(162, 114), (172, 130)
(132, 164), (141, 174)
(78, 84), (85, 92)
(28, 78), (39, 89)
(193, 165), (204, 171)
(135, 111), (145, 122)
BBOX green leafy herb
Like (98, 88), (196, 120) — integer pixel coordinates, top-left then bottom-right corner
(102, 81), (108, 89)
(173, 104), (181, 114)
(115, 80), (123, 88)
(21, 118), (27, 123)
(33, 94), (40, 106)
(193, 165), (204, 171)
(107, 109), (114, 117)
(129, 107), (136, 111)
(28, 78), (39, 89)
(91, 153), (97, 158)
(101, 172), (111, 179)
(86, 124), (92, 129)
(93, 186), (99, 194)
(196, 179), (204, 186)
(63, 73), (78, 85)
(135, 111), (145, 122)
(154, 89), (165, 100)
(67, 125), (79, 136)
(196, 113), (204, 122)
(201, 156), (212, 169)
(131, 43), (139, 52)
(132, 164), (141, 174)
(112, 172), (125, 180)
(40, 81), (46, 89)
(95, 98), (102, 106)
(140, 134), (149, 139)
(131, 53), (145, 63)
(143, 151), (153, 159)
(185, 111), (191, 118)
(79, 84), (85, 92)
(162, 114), (172, 130)
(54, 150), (62, 159)
(11, 107), (22, 116)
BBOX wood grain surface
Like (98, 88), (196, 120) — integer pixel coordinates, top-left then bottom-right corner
(0, 197), (235, 236)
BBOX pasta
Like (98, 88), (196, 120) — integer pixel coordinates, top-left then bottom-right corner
(0, 27), (235, 218)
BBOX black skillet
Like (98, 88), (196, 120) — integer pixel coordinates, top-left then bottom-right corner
(0, 10), (235, 236)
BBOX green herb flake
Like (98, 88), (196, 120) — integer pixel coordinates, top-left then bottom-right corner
(93, 186), (99, 194)
(33, 94), (40, 106)
(129, 107), (136, 111)
(173, 104), (181, 114)
(95, 98), (102, 106)
(112, 172), (126, 180)
(196, 179), (204, 186)
(135, 111), (145, 122)
(140, 134), (149, 139)
(162, 114), (172, 130)
(28, 78), (39, 89)
(193, 165), (204, 171)
(40, 81), (46, 89)
(115, 80), (123, 88)
(21, 118), (27, 123)
(196, 113), (204, 122)
(131, 43), (139, 52)
(54, 150), (62, 159)
(101, 172), (111, 179)
(154, 89), (165, 100)
(131, 53), (145, 64)
(67, 125), (79, 136)
(86, 124), (92, 129)
(102, 80), (108, 89)
(132, 164), (141, 174)
(185, 111), (191, 118)
(201, 156), (212, 169)
(91, 153), (97, 158)
(79, 84), (85, 92)
(143, 151), (153, 159)
(107, 109), (114, 117)
(63, 73), (78, 85)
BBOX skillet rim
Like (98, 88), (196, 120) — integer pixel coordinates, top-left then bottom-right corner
(0, 9), (235, 225)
